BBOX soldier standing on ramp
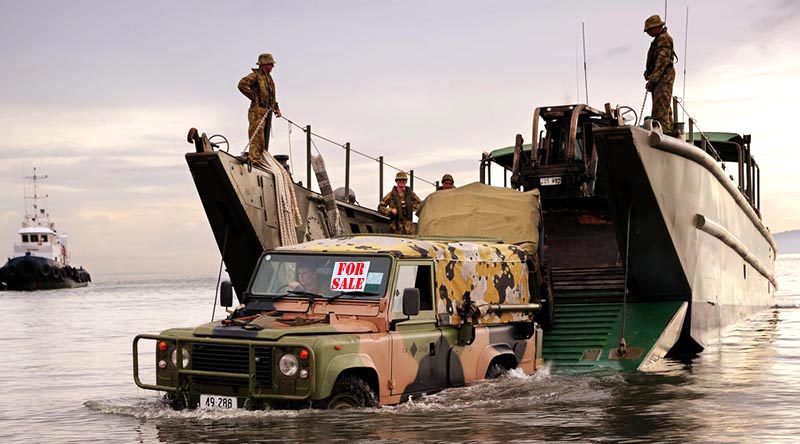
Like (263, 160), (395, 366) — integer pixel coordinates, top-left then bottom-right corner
(378, 171), (420, 235)
(643, 15), (676, 134)
(238, 53), (282, 162)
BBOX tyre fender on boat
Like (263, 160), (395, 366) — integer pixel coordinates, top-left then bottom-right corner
(20, 261), (37, 279)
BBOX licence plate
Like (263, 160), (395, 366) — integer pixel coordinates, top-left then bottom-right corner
(540, 176), (561, 186)
(200, 394), (238, 410)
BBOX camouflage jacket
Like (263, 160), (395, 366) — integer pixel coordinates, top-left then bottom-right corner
(378, 187), (420, 220)
(238, 69), (279, 111)
(645, 28), (676, 85)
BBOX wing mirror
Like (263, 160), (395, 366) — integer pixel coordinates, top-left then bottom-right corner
(220, 280), (233, 308)
(402, 287), (420, 317)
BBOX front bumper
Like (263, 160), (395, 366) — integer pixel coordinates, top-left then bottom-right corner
(133, 334), (314, 404)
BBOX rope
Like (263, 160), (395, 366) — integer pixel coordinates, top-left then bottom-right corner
(277, 114), (437, 186)
(618, 202), (632, 357)
(263, 153), (302, 245)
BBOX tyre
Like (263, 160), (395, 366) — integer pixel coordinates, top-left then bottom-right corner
(165, 392), (187, 410)
(323, 374), (378, 409)
(485, 362), (508, 379)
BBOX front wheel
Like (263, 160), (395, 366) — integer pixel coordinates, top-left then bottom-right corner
(323, 374), (378, 409)
(164, 392), (188, 410)
(486, 362), (508, 379)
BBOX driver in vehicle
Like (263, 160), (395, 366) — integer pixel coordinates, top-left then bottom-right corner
(289, 264), (324, 294)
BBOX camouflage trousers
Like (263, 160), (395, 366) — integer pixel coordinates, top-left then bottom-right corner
(651, 79), (674, 134)
(247, 107), (273, 162)
(389, 219), (415, 235)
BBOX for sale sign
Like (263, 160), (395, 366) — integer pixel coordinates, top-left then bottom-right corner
(330, 261), (371, 291)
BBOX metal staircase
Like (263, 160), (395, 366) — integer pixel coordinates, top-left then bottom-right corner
(542, 266), (625, 370)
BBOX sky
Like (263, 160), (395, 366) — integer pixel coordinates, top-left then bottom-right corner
(1, 0), (799, 275)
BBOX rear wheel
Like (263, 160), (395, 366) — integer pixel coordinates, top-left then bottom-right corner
(324, 374), (378, 409)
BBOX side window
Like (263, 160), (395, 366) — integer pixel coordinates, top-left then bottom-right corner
(22, 234), (29, 243)
(391, 264), (433, 317)
(29, 234), (39, 242)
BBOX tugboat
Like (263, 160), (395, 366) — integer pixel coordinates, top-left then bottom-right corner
(0, 169), (91, 291)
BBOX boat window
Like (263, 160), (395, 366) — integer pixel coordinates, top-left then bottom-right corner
(391, 264), (433, 317)
(22, 234), (29, 242)
(29, 234), (39, 242)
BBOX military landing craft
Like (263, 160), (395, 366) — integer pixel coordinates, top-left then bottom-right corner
(484, 103), (775, 371)
(136, 94), (774, 406)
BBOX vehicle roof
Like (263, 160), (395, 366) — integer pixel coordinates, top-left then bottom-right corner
(275, 235), (528, 262)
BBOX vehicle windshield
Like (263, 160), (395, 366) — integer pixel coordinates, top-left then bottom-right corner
(249, 253), (392, 300)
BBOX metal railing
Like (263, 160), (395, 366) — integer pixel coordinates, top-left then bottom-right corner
(276, 115), (438, 203)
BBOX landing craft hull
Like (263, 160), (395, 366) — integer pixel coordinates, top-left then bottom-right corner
(594, 126), (776, 351)
(185, 150), (390, 297)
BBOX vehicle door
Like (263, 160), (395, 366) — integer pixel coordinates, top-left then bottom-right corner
(389, 261), (446, 396)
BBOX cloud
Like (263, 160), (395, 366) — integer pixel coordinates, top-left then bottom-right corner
(754, 0), (800, 31)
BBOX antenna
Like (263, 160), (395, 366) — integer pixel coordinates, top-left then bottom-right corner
(581, 21), (589, 105)
(682, 5), (689, 119)
(575, 35), (581, 103)
(665, 0), (668, 22)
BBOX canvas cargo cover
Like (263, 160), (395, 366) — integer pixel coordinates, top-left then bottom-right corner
(417, 182), (541, 253)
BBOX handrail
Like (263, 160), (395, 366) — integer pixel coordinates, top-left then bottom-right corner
(673, 98), (722, 162)
(277, 114), (437, 188)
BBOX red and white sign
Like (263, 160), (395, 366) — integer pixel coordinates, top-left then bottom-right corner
(330, 261), (371, 291)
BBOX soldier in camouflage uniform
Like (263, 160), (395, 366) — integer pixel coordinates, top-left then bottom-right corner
(439, 173), (455, 190)
(238, 53), (282, 162)
(378, 171), (420, 235)
(644, 15), (676, 134)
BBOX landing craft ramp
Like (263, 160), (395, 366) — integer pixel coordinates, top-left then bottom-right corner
(544, 266), (687, 372)
(481, 104), (703, 372)
(185, 135), (389, 297)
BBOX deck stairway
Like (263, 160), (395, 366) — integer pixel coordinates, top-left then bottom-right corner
(542, 266), (626, 371)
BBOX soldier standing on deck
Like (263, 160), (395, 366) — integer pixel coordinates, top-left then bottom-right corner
(378, 172), (420, 235)
(643, 15), (676, 134)
(238, 53), (282, 163)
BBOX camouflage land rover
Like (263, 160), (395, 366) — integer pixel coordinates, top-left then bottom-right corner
(133, 235), (545, 410)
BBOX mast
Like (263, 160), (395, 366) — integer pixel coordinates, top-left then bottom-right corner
(22, 167), (51, 228)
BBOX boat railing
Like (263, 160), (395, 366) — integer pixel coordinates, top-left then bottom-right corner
(672, 97), (721, 161)
(275, 114), (439, 205)
(673, 97), (760, 214)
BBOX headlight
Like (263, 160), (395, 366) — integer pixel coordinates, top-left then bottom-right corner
(170, 345), (191, 368)
(279, 353), (299, 376)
